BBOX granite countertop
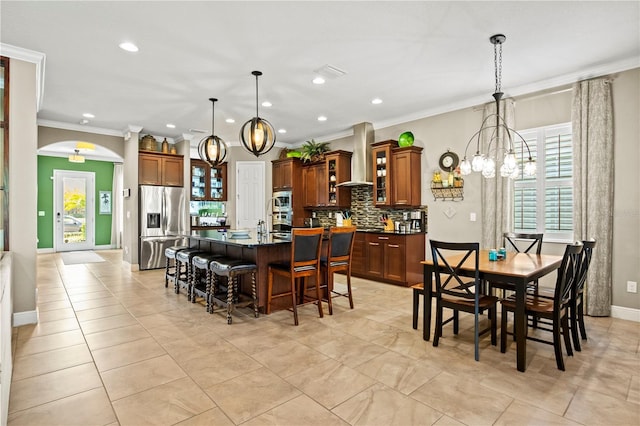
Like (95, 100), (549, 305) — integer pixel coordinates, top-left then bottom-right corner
(188, 229), (291, 247)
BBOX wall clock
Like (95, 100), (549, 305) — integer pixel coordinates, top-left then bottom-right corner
(439, 150), (459, 171)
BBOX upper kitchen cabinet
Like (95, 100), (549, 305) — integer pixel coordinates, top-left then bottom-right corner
(190, 159), (227, 201)
(371, 140), (422, 207)
(326, 150), (352, 208)
(302, 162), (327, 208)
(272, 157), (302, 190)
(392, 145), (423, 207)
(139, 152), (184, 187)
(371, 141), (394, 207)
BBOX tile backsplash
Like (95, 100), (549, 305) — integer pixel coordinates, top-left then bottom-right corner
(311, 186), (428, 232)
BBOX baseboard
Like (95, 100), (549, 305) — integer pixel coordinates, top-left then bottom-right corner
(610, 305), (640, 322)
(36, 248), (54, 254)
(13, 310), (38, 326)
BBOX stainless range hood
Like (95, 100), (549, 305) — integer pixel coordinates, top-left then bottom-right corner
(336, 122), (374, 186)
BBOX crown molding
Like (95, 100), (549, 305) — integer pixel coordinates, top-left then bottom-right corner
(38, 119), (125, 137)
(0, 43), (46, 112)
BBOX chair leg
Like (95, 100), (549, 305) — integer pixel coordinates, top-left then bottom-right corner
(291, 277), (299, 326)
(326, 269), (333, 315)
(226, 276), (234, 324)
(490, 306), (497, 346)
(165, 257), (170, 288)
(251, 271), (259, 318)
(474, 311), (479, 361)
(346, 272), (354, 309)
(205, 269), (212, 313)
(562, 313), (573, 357)
(315, 274), (323, 319)
(500, 307), (508, 353)
(552, 314), (565, 371)
(453, 310), (459, 335)
(577, 298), (588, 341)
(433, 300), (442, 347)
(570, 301), (582, 352)
(412, 288), (419, 330)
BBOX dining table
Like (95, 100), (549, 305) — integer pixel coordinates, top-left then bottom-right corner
(421, 250), (563, 372)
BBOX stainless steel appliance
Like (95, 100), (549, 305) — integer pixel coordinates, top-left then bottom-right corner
(272, 210), (292, 232)
(139, 185), (187, 270)
(272, 190), (292, 211)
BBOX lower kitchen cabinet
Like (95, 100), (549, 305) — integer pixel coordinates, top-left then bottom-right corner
(351, 231), (425, 286)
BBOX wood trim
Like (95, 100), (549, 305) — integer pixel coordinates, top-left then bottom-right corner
(1, 56), (9, 251)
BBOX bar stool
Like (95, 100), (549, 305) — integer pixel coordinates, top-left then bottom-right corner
(209, 258), (258, 324)
(320, 226), (356, 315)
(175, 248), (204, 296)
(191, 253), (223, 311)
(164, 245), (188, 288)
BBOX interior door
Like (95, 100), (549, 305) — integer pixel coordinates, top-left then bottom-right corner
(236, 161), (265, 229)
(54, 170), (95, 252)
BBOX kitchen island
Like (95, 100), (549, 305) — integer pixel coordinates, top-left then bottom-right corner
(185, 229), (295, 312)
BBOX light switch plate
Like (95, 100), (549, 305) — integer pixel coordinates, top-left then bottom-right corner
(38, 211), (45, 216)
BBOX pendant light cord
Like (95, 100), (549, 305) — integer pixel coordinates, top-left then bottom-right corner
(255, 73), (260, 118)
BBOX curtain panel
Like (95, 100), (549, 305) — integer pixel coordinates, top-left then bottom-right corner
(572, 77), (613, 316)
(481, 98), (515, 249)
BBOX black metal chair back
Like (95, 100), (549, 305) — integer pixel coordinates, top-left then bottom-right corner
(575, 239), (596, 296)
(553, 243), (583, 311)
(431, 241), (480, 301)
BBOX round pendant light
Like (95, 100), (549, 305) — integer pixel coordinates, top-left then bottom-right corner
(239, 71), (276, 157)
(198, 98), (228, 166)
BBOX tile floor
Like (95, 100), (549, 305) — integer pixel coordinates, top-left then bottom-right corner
(7, 250), (640, 425)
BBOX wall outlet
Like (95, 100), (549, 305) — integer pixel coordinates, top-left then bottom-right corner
(627, 281), (637, 293)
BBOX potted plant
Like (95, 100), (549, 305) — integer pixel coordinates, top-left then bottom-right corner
(300, 139), (331, 163)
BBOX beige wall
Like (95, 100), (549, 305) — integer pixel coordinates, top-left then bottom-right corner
(326, 67), (640, 311)
(9, 58), (38, 319)
(38, 126), (124, 158)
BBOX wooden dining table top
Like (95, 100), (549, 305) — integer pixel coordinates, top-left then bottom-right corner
(421, 249), (563, 281)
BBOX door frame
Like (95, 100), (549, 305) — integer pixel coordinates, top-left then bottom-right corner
(53, 169), (96, 252)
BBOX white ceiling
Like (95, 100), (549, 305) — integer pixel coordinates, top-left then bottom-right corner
(1, 1), (639, 160)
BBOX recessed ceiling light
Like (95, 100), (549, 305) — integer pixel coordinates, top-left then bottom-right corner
(119, 42), (139, 52)
(262, 101), (272, 107)
(166, 124), (176, 129)
(225, 118), (235, 124)
(371, 98), (383, 105)
(82, 113), (95, 118)
(312, 77), (325, 85)
(317, 116), (327, 122)
(278, 129), (287, 134)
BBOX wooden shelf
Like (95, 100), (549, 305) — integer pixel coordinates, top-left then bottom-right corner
(431, 181), (464, 201)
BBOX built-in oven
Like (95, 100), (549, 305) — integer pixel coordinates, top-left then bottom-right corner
(272, 190), (292, 212)
(272, 210), (292, 232)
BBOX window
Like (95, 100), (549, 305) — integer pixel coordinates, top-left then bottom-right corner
(513, 123), (573, 241)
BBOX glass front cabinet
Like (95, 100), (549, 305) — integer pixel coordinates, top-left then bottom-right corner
(190, 159), (227, 201)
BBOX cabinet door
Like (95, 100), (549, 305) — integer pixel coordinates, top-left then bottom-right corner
(366, 239), (384, 278)
(302, 166), (316, 207)
(191, 162), (207, 199)
(139, 155), (163, 185)
(372, 145), (392, 206)
(315, 163), (327, 207)
(384, 241), (406, 281)
(392, 150), (412, 205)
(162, 157), (184, 187)
(210, 163), (227, 201)
(351, 232), (366, 275)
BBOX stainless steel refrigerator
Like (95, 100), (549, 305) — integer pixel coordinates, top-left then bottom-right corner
(139, 185), (188, 270)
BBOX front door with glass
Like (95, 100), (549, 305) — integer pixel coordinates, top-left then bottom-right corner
(54, 170), (95, 252)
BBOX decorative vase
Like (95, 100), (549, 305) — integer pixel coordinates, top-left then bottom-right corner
(140, 135), (157, 152)
(161, 138), (169, 153)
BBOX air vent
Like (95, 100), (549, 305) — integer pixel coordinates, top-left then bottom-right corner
(313, 64), (347, 79)
(189, 128), (208, 133)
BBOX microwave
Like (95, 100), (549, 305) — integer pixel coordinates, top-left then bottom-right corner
(272, 190), (292, 212)
(272, 211), (292, 232)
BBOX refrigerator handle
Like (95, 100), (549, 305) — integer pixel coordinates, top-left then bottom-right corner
(162, 190), (167, 234)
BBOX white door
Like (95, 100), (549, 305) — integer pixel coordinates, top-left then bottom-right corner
(54, 170), (95, 252)
(236, 161), (265, 229)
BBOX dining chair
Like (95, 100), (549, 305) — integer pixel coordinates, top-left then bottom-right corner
(320, 226), (356, 314)
(500, 242), (583, 371)
(267, 227), (324, 325)
(570, 239), (596, 351)
(490, 232), (544, 297)
(430, 240), (498, 361)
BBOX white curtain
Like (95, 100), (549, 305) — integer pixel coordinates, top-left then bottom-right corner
(481, 98), (515, 249)
(572, 77), (613, 316)
(110, 164), (124, 248)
